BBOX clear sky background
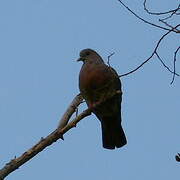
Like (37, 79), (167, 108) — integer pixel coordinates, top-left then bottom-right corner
(0, 0), (179, 179)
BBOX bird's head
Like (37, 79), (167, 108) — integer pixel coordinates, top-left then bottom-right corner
(77, 49), (104, 63)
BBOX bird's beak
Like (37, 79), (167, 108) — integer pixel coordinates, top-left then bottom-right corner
(77, 57), (83, 62)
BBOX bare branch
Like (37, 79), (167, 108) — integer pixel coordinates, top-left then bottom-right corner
(0, 89), (121, 179)
(171, 46), (180, 84)
(159, 19), (175, 29)
(0, 95), (89, 179)
(155, 52), (179, 76)
(161, 4), (180, 21)
(143, 0), (180, 16)
(117, 0), (179, 32)
(143, 0), (180, 31)
(120, 24), (180, 78)
(107, 52), (115, 67)
(58, 94), (83, 129)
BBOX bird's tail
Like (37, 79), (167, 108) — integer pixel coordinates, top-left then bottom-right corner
(101, 118), (127, 149)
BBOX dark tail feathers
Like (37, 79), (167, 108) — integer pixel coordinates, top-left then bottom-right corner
(101, 118), (127, 149)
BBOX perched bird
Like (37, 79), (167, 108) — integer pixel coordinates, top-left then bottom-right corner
(77, 49), (127, 149)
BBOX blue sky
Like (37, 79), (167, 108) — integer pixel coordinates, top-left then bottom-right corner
(0, 0), (179, 179)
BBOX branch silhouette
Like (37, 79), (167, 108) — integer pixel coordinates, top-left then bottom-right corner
(117, 0), (179, 161)
(171, 46), (180, 84)
(143, 0), (180, 17)
(117, 0), (180, 83)
(119, 24), (180, 79)
(117, 0), (180, 33)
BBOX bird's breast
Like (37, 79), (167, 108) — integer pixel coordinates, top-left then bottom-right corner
(79, 63), (114, 106)
(79, 63), (108, 92)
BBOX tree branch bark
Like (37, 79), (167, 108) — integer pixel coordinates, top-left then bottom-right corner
(0, 94), (89, 179)
(58, 94), (84, 129)
(0, 90), (121, 179)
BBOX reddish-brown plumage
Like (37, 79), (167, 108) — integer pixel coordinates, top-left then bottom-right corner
(78, 49), (127, 149)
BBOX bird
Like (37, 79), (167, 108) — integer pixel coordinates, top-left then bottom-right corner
(77, 48), (127, 149)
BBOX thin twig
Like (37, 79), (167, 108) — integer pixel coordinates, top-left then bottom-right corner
(107, 52), (115, 67)
(143, 0), (180, 16)
(117, 0), (178, 32)
(161, 4), (180, 21)
(155, 52), (179, 76)
(159, 19), (175, 29)
(171, 46), (180, 84)
(120, 24), (180, 77)
(58, 94), (83, 129)
(143, 0), (180, 31)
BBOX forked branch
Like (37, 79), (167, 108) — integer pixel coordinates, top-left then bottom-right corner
(119, 24), (180, 80)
